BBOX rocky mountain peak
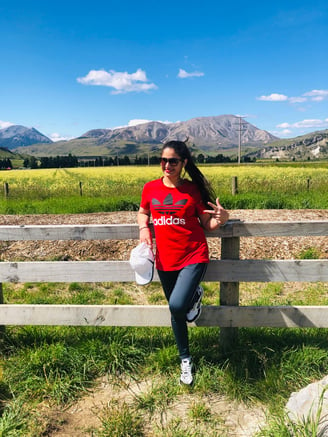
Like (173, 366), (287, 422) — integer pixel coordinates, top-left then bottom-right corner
(0, 125), (52, 149)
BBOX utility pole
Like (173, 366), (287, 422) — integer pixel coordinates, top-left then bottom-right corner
(235, 116), (247, 164)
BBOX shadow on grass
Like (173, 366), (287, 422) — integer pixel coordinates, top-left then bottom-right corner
(191, 327), (328, 402)
(2, 325), (328, 406)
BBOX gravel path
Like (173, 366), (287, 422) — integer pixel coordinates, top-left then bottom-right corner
(1, 210), (327, 261)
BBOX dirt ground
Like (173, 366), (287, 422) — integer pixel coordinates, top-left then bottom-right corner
(1, 209), (328, 436)
(42, 375), (268, 437)
(1, 209), (328, 262)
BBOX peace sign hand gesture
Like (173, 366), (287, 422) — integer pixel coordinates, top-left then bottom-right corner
(204, 198), (229, 227)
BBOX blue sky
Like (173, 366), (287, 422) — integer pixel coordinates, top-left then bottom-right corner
(1, 0), (327, 141)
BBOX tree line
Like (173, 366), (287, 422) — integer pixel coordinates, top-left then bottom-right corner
(22, 153), (256, 169)
(0, 158), (12, 169)
(23, 154), (79, 169)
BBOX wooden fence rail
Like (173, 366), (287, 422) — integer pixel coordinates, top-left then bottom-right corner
(0, 220), (328, 348)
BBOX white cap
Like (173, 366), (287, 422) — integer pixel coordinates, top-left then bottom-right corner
(129, 242), (154, 285)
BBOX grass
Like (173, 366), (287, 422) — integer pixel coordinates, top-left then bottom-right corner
(1, 163), (328, 213)
(260, 387), (328, 436)
(0, 246), (327, 435)
(96, 400), (145, 437)
(0, 165), (328, 434)
(1, 279), (328, 435)
(2, 323), (328, 435)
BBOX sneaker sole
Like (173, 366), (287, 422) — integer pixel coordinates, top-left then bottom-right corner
(186, 306), (202, 323)
(180, 378), (194, 386)
(186, 287), (203, 322)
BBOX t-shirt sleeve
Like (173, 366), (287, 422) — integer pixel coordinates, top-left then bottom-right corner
(140, 183), (150, 211)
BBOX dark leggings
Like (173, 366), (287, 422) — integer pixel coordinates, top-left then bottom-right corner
(158, 263), (207, 360)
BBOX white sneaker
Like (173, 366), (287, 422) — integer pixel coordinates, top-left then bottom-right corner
(186, 285), (204, 323)
(180, 357), (193, 385)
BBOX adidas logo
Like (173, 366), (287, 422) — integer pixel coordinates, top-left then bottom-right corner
(153, 216), (186, 226)
(152, 194), (187, 215)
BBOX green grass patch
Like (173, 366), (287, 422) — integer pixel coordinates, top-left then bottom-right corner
(3, 278), (328, 437)
(1, 279), (328, 435)
(2, 324), (328, 434)
(1, 163), (328, 212)
(0, 195), (140, 214)
(297, 247), (323, 259)
(96, 399), (144, 437)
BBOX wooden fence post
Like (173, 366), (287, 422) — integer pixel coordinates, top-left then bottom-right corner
(220, 236), (240, 353)
(4, 182), (9, 198)
(79, 181), (83, 196)
(0, 283), (5, 337)
(232, 176), (238, 195)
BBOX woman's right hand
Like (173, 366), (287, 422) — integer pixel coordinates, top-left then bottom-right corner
(140, 227), (152, 247)
(138, 207), (152, 247)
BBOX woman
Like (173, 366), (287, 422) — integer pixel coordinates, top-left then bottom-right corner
(138, 140), (229, 385)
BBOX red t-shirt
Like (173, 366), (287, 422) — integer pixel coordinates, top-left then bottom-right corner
(140, 178), (209, 271)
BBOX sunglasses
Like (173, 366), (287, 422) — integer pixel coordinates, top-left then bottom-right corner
(160, 157), (183, 166)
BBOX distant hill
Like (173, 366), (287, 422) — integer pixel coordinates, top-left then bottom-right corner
(246, 129), (328, 160)
(5, 116), (328, 161)
(0, 125), (52, 149)
(82, 114), (278, 149)
(0, 146), (26, 167)
(0, 147), (16, 158)
(10, 115), (278, 157)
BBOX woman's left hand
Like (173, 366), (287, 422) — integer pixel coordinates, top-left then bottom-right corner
(204, 198), (229, 226)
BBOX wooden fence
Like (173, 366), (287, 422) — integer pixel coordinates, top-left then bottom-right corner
(0, 220), (328, 348)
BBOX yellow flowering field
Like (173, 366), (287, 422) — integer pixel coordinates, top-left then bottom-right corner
(0, 163), (327, 213)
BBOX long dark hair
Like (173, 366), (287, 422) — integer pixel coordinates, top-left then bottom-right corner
(162, 140), (215, 205)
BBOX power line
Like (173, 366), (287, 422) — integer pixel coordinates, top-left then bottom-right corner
(235, 116), (247, 164)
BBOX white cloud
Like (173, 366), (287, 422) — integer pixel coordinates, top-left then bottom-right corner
(258, 89), (328, 104)
(128, 119), (152, 127)
(50, 133), (72, 142)
(177, 68), (204, 78)
(128, 119), (172, 126)
(281, 129), (292, 135)
(277, 122), (291, 129)
(277, 118), (328, 130)
(288, 96), (307, 103)
(293, 119), (328, 129)
(77, 68), (157, 94)
(111, 119), (173, 130)
(303, 89), (328, 101)
(111, 119), (152, 129)
(273, 128), (292, 136)
(257, 93), (288, 101)
(0, 120), (14, 129)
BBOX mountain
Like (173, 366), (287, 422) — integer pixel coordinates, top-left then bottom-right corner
(0, 125), (52, 149)
(246, 130), (328, 160)
(5, 116), (328, 161)
(10, 115), (277, 157)
(82, 115), (278, 150)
